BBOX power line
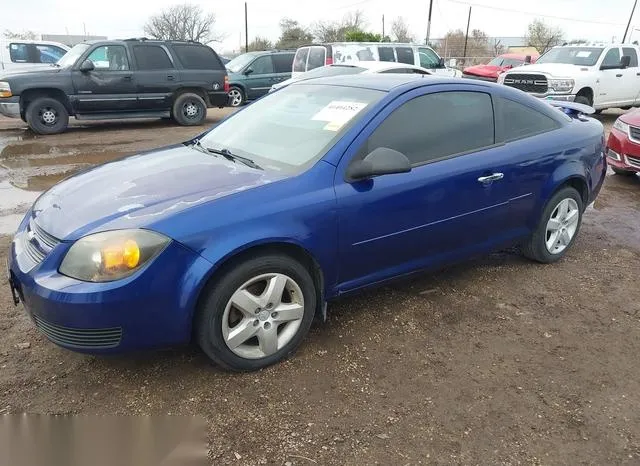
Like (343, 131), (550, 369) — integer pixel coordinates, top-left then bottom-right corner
(446, 0), (626, 26)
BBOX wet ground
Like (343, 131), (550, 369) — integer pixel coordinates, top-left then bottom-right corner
(1, 111), (640, 465)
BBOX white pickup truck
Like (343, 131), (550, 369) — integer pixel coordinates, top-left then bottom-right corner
(497, 43), (640, 112)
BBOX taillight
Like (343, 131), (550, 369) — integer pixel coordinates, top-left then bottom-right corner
(325, 57), (333, 65)
(224, 76), (229, 93)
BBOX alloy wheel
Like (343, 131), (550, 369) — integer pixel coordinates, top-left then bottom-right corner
(545, 198), (580, 254)
(228, 89), (243, 107)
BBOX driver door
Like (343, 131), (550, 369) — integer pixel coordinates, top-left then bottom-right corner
(71, 45), (138, 114)
(598, 47), (630, 107)
(244, 55), (278, 100)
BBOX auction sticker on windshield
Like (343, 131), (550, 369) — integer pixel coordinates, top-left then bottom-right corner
(312, 101), (368, 131)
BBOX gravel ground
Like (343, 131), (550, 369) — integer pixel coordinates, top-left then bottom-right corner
(1, 110), (640, 465)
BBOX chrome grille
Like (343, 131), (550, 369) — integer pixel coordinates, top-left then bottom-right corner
(625, 155), (640, 169)
(33, 315), (122, 350)
(629, 125), (640, 143)
(503, 73), (548, 93)
(15, 216), (61, 272)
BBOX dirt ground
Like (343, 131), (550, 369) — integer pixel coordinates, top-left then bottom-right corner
(1, 110), (640, 465)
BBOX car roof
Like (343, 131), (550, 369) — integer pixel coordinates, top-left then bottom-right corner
(292, 73), (452, 91)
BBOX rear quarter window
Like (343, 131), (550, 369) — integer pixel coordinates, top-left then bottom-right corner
(172, 45), (224, 70)
(496, 97), (560, 142)
(273, 53), (295, 73)
(293, 48), (310, 72)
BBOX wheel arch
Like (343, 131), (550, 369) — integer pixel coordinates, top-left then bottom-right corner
(21, 88), (73, 115)
(533, 171), (589, 231)
(575, 87), (594, 105)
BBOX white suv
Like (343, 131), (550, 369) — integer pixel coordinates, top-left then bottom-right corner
(498, 43), (640, 112)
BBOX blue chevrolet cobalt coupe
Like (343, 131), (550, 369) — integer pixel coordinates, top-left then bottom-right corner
(7, 75), (606, 371)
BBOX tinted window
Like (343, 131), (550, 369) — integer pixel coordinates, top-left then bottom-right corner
(87, 45), (129, 71)
(273, 53), (295, 73)
(623, 47), (638, 67)
(133, 45), (173, 70)
(380, 68), (409, 73)
(601, 48), (621, 68)
(378, 47), (395, 62)
(497, 97), (559, 142)
(172, 45), (222, 69)
(9, 43), (29, 62)
(418, 47), (441, 68)
(365, 92), (494, 165)
(293, 47), (309, 72)
(250, 56), (274, 74)
(36, 45), (67, 63)
(308, 47), (326, 70)
(396, 47), (415, 65)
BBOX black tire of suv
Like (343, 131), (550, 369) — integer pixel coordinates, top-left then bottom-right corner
(172, 93), (207, 126)
(26, 97), (69, 135)
(521, 186), (583, 264)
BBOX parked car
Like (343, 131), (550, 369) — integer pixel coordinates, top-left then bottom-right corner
(226, 50), (295, 106)
(292, 42), (462, 78)
(269, 61), (432, 93)
(1, 39), (70, 71)
(463, 53), (539, 82)
(498, 43), (640, 112)
(0, 38), (229, 134)
(7, 75), (606, 371)
(606, 110), (640, 176)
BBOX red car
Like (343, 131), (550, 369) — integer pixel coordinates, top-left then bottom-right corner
(607, 111), (640, 176)
(462, 53), (539, 82)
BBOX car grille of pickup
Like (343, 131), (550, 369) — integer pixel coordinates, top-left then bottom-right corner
(16, 216), (61, 272)
(503, 74), (548, 94)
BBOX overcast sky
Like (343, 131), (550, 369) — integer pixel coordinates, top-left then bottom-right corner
(3, 0), (639, 53)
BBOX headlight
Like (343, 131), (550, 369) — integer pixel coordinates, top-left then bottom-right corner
(59, 229), (170, 282)
(613, 118), (630, 134)
(548, 78), (574, 93)
(0, 81), (12, 98)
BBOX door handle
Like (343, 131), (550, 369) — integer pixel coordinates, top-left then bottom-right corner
(167, 75), (175, 81)
(616, 73), (623, 77)
(122, 75), (132, 81)
(477, 173), (504, 184)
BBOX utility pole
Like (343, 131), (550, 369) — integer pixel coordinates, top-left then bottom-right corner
(382, 15), (385, 40)
(244, 2), (249, 53)
(426, 0), (434, 44)
(463, 7), (472, 60)
(623, 0), (638, 42)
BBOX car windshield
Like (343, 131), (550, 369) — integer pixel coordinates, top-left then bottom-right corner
(487, 57), (505, 66)
(536, 47), (604, 66)
(297, 65), (365, 80)
(226, 53), (256, 73)
(198, 83), (384, 173)
(56, 43), (89, 68)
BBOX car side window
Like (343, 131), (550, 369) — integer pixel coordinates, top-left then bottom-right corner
(36, 45), (67, 63)
(378, 47), (395, 62)
(9, 43), (29, 63)
(418, 48), (440, 69)
(380, 68), (408, 74)
(87, 45), (130, 71)
(623, 47), (638, 67)
(363, 91), (495, 165)
(293, 47), (309, 72)
(250, 56), (274, 74)
(496, 97), (560, 142)
(133, 45), (173, 70)
(601, 48), (621, 68)
(395, 47), (415, 65)
(307, 47), (326, 69)
(273, 53), (295, 73)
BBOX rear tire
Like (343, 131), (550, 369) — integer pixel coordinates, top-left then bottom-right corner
(196, 254), (317, 371)
(228, 86), (245, 107)
(26, 97), (69, 135)
(172, 93), (207, 126)
(612, 166), (637, 176)
(522, 187), (583, 264)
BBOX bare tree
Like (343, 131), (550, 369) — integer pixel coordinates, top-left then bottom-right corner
(144, 4), (223, 43)
(491, 38), (505, 56)
(276, 18), (313, 49)
(313, 10), (367, 42)
(343, 10), (367, 31)
(391, 17), (414, 43)
(3, 29), (37, 40)
(248, 37), (273, 52)
(525, 19), (564, 54)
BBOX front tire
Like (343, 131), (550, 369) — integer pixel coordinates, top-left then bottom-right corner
(522, 187), (583, 263)
(26, 97), (69, 135)
(196, 254), (317, 371)
(172, 93), (207, 126)
(611, 166), (637, 176)
(228, 86), (245, 107)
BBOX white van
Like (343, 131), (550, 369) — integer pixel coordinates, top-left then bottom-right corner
(292, 42), (462, 78)
(1, 39), (70, 71)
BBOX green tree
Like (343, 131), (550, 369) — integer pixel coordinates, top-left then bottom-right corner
(248, 37), (273, 52)
(276, 18), (313, 49)
(345, 30), (382, 42)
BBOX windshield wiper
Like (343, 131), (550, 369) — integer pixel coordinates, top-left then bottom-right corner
(192, 140), (262, 170)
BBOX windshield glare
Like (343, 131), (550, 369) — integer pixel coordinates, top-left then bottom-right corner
(199, 83), (384, 172)
(537, 47), (604, 66)
(57, 44), (89, 68)
(226, 53), (255, 73)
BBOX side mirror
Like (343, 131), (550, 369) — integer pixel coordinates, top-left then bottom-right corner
(621, 55), (631, 69)
(79, 60), (94, 72)
(438, 57), (445, 68)
(346, 147), (411, 182)
(524, 55), (532, 64)
(244, 67), (254, 75)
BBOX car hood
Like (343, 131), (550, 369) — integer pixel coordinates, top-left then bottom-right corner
(463, 64), (503, 78)
(505, 63), (584, 77)
(619, 108), (640, 125)
(0, 66), (62, 80)
(32, 144), (285, 240)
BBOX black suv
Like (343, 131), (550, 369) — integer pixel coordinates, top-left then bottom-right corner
(0, 38), (229, 134)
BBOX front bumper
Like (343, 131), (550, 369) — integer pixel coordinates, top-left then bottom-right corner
(0, 96), (20, 118)
(535, 94), (576, 102)
(606, 127), (640, 173)
(7, 220), (214, 354)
